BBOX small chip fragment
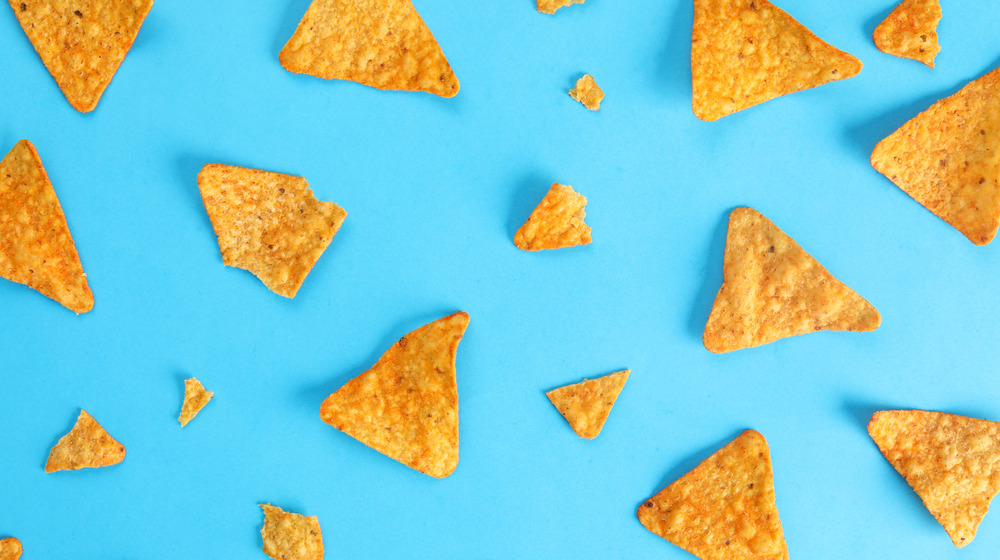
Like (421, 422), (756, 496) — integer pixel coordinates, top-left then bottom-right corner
(569, 74), (604, 111)
(537, 0), (584, 15)
(45, 409), (125, 473)
(0, 538), (22, 560)
(638, 430), (789, 560)
(514, 183), (592, 251)
(546, 370), (629, 439)
(197, 164), (347, 298)
(320, 312), (469, 478)
(868, 410), (1000, 548)
(178, 377), (213, 427)
(260, 504), (324, 560)
(873, 0), (941, 68)
(703, 208), (880, 353)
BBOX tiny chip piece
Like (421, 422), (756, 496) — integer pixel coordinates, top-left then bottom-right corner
(569, 74), (604, 111)
(514, 183), (592, 251)
(197, 164), (347, 298)
(178, 377), (213, 427)
(868, 410), (1000, 547)
(0, 139), (93, 313)
(873, 0), (941, 68)
(260, 504), (324, 560)
(703, 208), (880, 353)
(537, 0), (584, 15)
(320, 312), (469, 478)
(0, 538), (22, 560)
(45, 409), (125, 473)
(692, 0), (862, 121)
(279, 0), (459, 97)
(546, 370), (629, 439)
(638, 430), (789, 560)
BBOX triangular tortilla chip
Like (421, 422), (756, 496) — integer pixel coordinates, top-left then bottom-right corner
(0, 538), (22, 560)
(9, 0), (154, 112)
(871, 66), (1000, 245)
(514, 183), (592, 251)
(260, 504), (324, 560)
(873, 0), (941, 68)
(279, 0), (459, 98)
(320, 312), (469, 478)
(45, 409), (125, 473)
(868, 410), (1000, 548)
(569, 74), (604, 111)
(197, 164), (347, 298)
(537, 0), (584, 15)
(0, 140), (93, 313)
(178, 377), (213, 427)
(638, 430), (789, 560)
(703, 207), (880, 353)
(546, 370), (629, 439)
(692, 0), (862, 121)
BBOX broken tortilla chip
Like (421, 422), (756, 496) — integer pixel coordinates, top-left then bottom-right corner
(260, 504), (324, 560)
(638, 430), (789, 560)
(45, 409), (125, 473)
(178, 377), (213, 427)
(514, 183), (592, 251)
(0, 538), (22, 560)
(873, 0), (941, 68)
(537, 0), (584, 15)
(569, 74), (603, 111)
(868, 410), (1000, 548)
(691, 0), (862, 121)
(703, 207), (880, 353)
(546, 370), (629, 439)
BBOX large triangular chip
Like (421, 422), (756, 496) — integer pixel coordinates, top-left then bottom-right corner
(9, 0), (154, 112)
(703, 207), (880, 353)
(873, 0), (941, 68)
(0, 538), (22, 560)
(537, 0), (584, 15)
(514, 183), (592, 251)
(638, 430), (789, 560)
(691, 0), (862, 121)
(546, 370), (629, 439)
(871, 66), (1000, 245)
(260, 504), (324, 560)
(45, 409), (125, 473)
(320, 312), (469, 478)
(0, 140), (93, 313)
(868, 410), (1000, 548)
(178, 377), (213, 427)
(279, 0), (459, 98)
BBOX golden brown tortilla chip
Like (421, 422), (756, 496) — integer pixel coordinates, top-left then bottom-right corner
(873, 0), (941, 68)
(0, 140), (93, 313)
(0, 538), (22, 560)
(320, 312), (469, 478)
(703, 208), (880, 353)
(260, 504), (323, 560)
(279, 0), (459, 97)
(537, 0), (584, 15)
(569, 74), (603, 111)
(546, 370), (629, 439)
(45, 409), (125, 473)
(868, 410), (1000, 547)
(197, 164), (347, 298)
(692, 0), (862, 121)
(178, 377), (213, 427)
(638, 430), (788, 560)
(514, 183), (592, 251)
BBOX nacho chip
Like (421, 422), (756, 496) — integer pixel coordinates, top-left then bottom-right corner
(638, 430), (789, 560)
(868, 410), (1000, 547)
(514, 183), (592, 251)
(0, 140), (93, 313)
(569, 74), (604, 111)
(178, 377), (213, 427)
(320, 312), (468, 478)
(279, 0), (459, 98)
(703, 208), (880, 353)
(692, 0), (862, 121)
(537, 0), (584, 15)
(260, 504), (324, 560)
(0, 538), (22, 560)
(873, 0), (941, 68)
(9, 0), (154, 112)
(546, 370), (629, 439)
(45, 409), (125, 473)
(197, 164), (347, 298)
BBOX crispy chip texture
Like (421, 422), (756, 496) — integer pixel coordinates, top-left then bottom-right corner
(0, 140), (93, 313)
(703, 208), (880, 353)
(45, 409), (125, 473)
(871, 67), (1000, 245)
(569, 74), (603, 111)
(0, 538), (22, 560)
(320, 312), (469, 478)
(514, 183), (592, 251)
(873, 0), (941, 68)
(260, 504), (324, 560)
(279, 0), (459, 97)
(197, 164), (347, 298)
(691, 0), (861, 121)
(537, 0), (584, 15)
(546, 370), (629, 439)
(868, 410), (1000, 548)
(178, 377), (213, 427)
(638, 430), (788, 560)
(9, 0), (153, 112)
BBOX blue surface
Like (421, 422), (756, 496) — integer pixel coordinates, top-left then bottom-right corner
(2, 0), (1000, 558)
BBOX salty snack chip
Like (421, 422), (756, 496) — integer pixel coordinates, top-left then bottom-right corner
(45, 409), (125, 472)
(0, 538), (22, 560)
(178, 377), (213, 427)
(260, 504), (324, 560)
(873, 0), (941, 67)
(537, 0), (584, 15)
(514, 183), (592, 251)
(546, 370), (629, 439)
(569, 74), (603, 111)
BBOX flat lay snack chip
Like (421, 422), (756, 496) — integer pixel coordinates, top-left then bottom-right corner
(514, 183), (592, 251)
(320, 312), (469, 478)
(638, 430), (788, 560)
(279, 0), (459, 97)
(873, 0), (941, 68)
(868, 410), (1000, 548)
(703, 208), (880, 353)
(197, 164), (347, 298)
(178, 377), (213, 427)
(45, 409), (125, 473)
(537, 0), (584, 15)
(691, 0), (862, 121)
(0, 538), (22, 560)
(9, 0), (154, 112)
(569, 74), (603, 111)
(0, 139), (93, 313)
(546, 370), (629, 439)
(260, 504), (324, 560)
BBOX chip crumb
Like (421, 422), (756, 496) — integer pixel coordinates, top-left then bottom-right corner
(45, 410), (125, 473)
(178, 377), (214, 427)
(537, 0), (584, 15)
(260, 504), (324, 560)
(569, 74), (604, 111)
(0, 538), (22, 560)
(873, 0), (941, 68)
(546, 370), (629, 439)
(514, 183), (592, 251)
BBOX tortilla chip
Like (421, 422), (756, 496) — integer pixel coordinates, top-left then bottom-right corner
(279, 0), (459, 98)
(537, 0), (584, 15)
(692, 0), (862, 121)
(871, 66), (1000, 245)
(638, 430), (789, 560)
(546, 370), (629, 439)
(873, 0), (941, 68)
(569, 74), (603, 111)
(178, 377), (213, 427)
(514, 183), (592, 251)
(9, 0), (154, 112)
(320, 312), (469, 478)
(0, 140), (93, 313)
(197, 164), (347, 298)
(868, 410), (1000, 547)
(0, 538), (22, 560)
(703, 208), (880, 353)
(45, 409), (125, 473)
(260, 504), (324, 560)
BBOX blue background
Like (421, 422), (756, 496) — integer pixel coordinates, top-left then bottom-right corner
(2, 0), (1000, 558)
